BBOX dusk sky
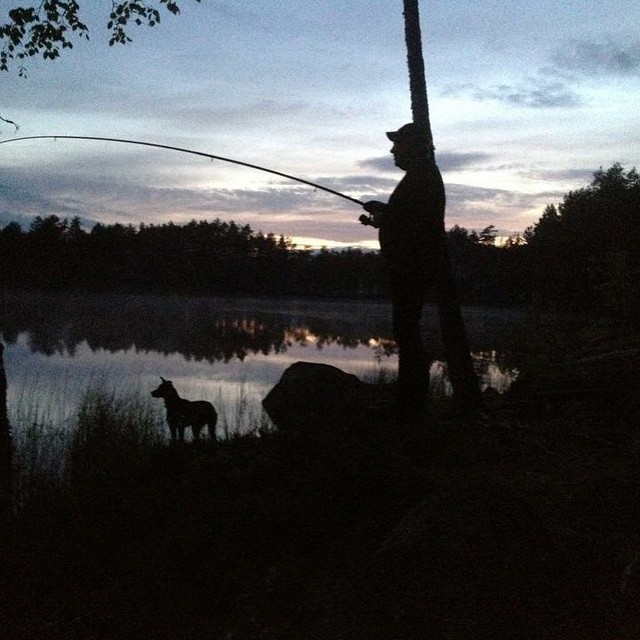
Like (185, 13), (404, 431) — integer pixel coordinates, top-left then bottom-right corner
(1, 0), (639, 248)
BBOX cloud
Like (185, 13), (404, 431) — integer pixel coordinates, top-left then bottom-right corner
(549, 37), (640, 78)
(520, 167), (596, 184)
(358, 156), (395, 172)
(436, 151), (493, 172)
(444, 183), (562, 232)
(0, 173), (87, 219)
(0, 160), (366, 234)
(441, 78), (581, 109)
(152, 98), (313, 132)
(313, 174), (399, 194)
(470, 80), (582, 109)
(440, 37), (640, 111)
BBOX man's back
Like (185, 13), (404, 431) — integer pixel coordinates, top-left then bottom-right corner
(380, 161), (445, 278)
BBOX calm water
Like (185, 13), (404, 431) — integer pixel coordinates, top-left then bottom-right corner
(1, 292), (528, 437)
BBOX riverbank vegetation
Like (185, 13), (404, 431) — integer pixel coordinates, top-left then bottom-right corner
(1, 164), (638, 321)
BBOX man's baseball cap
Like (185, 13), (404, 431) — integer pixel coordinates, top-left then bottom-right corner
(386, 122), (418, 142)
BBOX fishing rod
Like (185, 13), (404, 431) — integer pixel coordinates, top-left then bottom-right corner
(0, 135), (365, 207)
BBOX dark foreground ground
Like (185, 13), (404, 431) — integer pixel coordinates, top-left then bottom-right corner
(1, 334), (639, 639)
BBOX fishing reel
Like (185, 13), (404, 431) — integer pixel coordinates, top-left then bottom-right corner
(358, 212), (383, 228)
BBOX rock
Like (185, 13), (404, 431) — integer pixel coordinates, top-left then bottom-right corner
(262, 361), (393, 434)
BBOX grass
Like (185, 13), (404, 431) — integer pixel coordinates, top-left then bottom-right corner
(2, 334), (640, 639)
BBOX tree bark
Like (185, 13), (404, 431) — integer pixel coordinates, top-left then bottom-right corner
(402, 0), (482, 409)
(0, 341), (12, 515)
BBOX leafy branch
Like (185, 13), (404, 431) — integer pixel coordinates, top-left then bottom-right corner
(107, 1), (189, 46)
(0, 1), (199, 76)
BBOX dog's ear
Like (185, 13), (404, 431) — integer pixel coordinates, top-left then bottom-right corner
(160, 376), (167, 382)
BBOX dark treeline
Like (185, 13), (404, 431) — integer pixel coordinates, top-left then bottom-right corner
(0, 217), (387, 299)
(1, 164), (638, 320)
(524, 163), (639, 320)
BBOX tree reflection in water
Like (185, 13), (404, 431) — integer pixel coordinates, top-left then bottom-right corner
(1, 292), (399, 363)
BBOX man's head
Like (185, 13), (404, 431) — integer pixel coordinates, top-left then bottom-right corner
(386, 122), (433, 170)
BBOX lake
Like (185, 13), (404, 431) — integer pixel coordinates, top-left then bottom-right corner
(1, 291), (537, 438)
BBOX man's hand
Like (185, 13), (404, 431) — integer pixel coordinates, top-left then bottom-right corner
(363, 200), (388, 215)
(359, 200), (388, 228)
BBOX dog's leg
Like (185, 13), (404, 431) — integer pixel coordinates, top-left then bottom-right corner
(208, 421), (217, 445)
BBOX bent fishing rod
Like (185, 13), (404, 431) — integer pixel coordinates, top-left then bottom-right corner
(0, 135), (366, 208)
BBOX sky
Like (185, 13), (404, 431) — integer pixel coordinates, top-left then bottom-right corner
(1, 0), (639, 249)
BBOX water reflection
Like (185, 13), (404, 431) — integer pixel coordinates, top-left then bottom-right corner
(1, 292), (521, 434)
(1, 292), (398, 363)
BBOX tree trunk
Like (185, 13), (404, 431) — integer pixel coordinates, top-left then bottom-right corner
(402, 0), (482, 410)
(0, 341), (12, 515)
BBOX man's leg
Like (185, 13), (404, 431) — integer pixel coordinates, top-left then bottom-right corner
(392, 291), (429, 417)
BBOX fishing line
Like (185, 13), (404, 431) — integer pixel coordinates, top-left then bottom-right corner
(0, 135), (365, 207)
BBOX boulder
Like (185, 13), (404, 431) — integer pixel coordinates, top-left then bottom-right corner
(262, 361), (393, 434)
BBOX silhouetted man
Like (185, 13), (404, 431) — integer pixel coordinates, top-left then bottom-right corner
(361, 122), (445, 420)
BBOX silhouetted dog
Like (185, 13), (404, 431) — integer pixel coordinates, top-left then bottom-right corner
(151, 377), (218, 443)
